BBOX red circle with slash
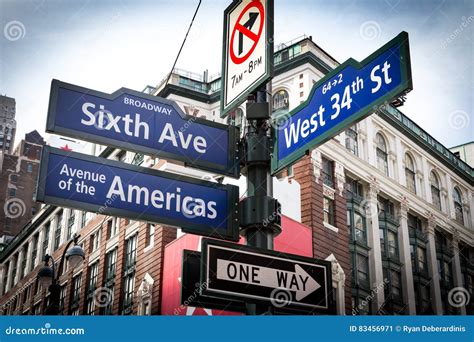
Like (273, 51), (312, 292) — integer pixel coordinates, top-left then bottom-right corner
(229, 0), (264, 65)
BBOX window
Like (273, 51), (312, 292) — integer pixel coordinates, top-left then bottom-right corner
(390, 270), (402, 301)
(353, 213), (366, 244)
(102, 286), (115, 315)
(122, 273), (135, 315)
(54, 211), (63, 251)
(453, 187), (464, 225)
(345, 125), (358, 156)
(107, 219), (118, 239)
(430, 172), (441, 210)
(387, 231), (398, 259)
(105, 248), (118, 283)
(70, 273), (82, 313)
(227, 108), (244, 129)
(273, 90), (289, 111)
(81, 211), (87, 228)
(124, 234), (138, 272)
(404, 154), (416, 193)
(356, 254), (369, 287)
(42, 223), (50, 258)
(59, 284), (67, 314)
(10, 174), (17, 182)
(11, 255), (17, 286)
(30, 234), (39, 271)
(8, 188), (15, 197)
(408, 214), (427, 275)
(321, 157), (334, 188)
(67, 210), (75, 240)
(375, 133), (388, 176)
(24, 144), (30, 156)
(90, 230), (100, 252)
(122, 234), (138, 315)
(27, 163), (33, 173)
(323, 197), (334, 226)
(85, 262), (99, 315)
(146, 224), (155, 247)
(20, 245), (28, 279)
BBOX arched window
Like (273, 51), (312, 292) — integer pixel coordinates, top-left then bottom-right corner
(227, 108), (244, 129)
(405, 154), (416, 193)
(430, 172), (441, 210)
(453, 187), (464, 224)
(375, 133), (388, 176)
(273, 90), (289, 111)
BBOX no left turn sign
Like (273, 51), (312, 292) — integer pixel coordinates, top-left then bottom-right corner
(221, 0), (273, 118)
(229, 0), (264, 64)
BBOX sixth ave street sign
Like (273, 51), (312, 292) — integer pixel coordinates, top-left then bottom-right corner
(201, 239), (331, 309)
(271, 31), (412, 174)
(46, 79), (240, 178)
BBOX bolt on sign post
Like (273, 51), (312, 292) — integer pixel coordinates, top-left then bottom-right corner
(47, 79), (240, 178)
(36, 147), (240, 241)
(220, 0), (273, 117)
(271, 31), (412, 174)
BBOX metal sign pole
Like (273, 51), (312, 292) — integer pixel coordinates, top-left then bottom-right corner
(240, 82), (281, 315)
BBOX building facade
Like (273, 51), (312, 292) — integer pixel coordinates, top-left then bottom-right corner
(0, 95), (17, 154)
(0, 130), (44, 240)
(0, 36), (473, 316)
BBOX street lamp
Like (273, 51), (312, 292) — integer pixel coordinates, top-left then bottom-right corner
(38, 234), (84, 315)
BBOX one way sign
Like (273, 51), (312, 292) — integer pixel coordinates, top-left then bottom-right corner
(201, 239), (331, 310)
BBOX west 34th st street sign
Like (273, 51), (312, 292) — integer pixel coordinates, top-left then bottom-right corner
(47, 79), (240, 178)
(36, 147), (240, 241)
(271, 31), (412, 174)
(201, 239), (332, 310)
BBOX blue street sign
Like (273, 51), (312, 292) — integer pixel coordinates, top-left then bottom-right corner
(47, 80), (240, 178)
(36, 147), (240, 241)
(271, 32), (412, 174)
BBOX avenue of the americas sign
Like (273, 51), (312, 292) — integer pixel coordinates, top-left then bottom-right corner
(47, 79), (240, 178)
(36, 147), (240, 241)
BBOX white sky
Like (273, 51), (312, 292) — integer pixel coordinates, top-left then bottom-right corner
(1, 0), (473, 149)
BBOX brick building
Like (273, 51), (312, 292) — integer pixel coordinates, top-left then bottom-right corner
(0, 130), (44, 239)
(0, 95), (17, 154)
(0, 35), (473, 316)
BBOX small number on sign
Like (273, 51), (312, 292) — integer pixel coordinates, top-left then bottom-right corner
(322, 74), (343, 94)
